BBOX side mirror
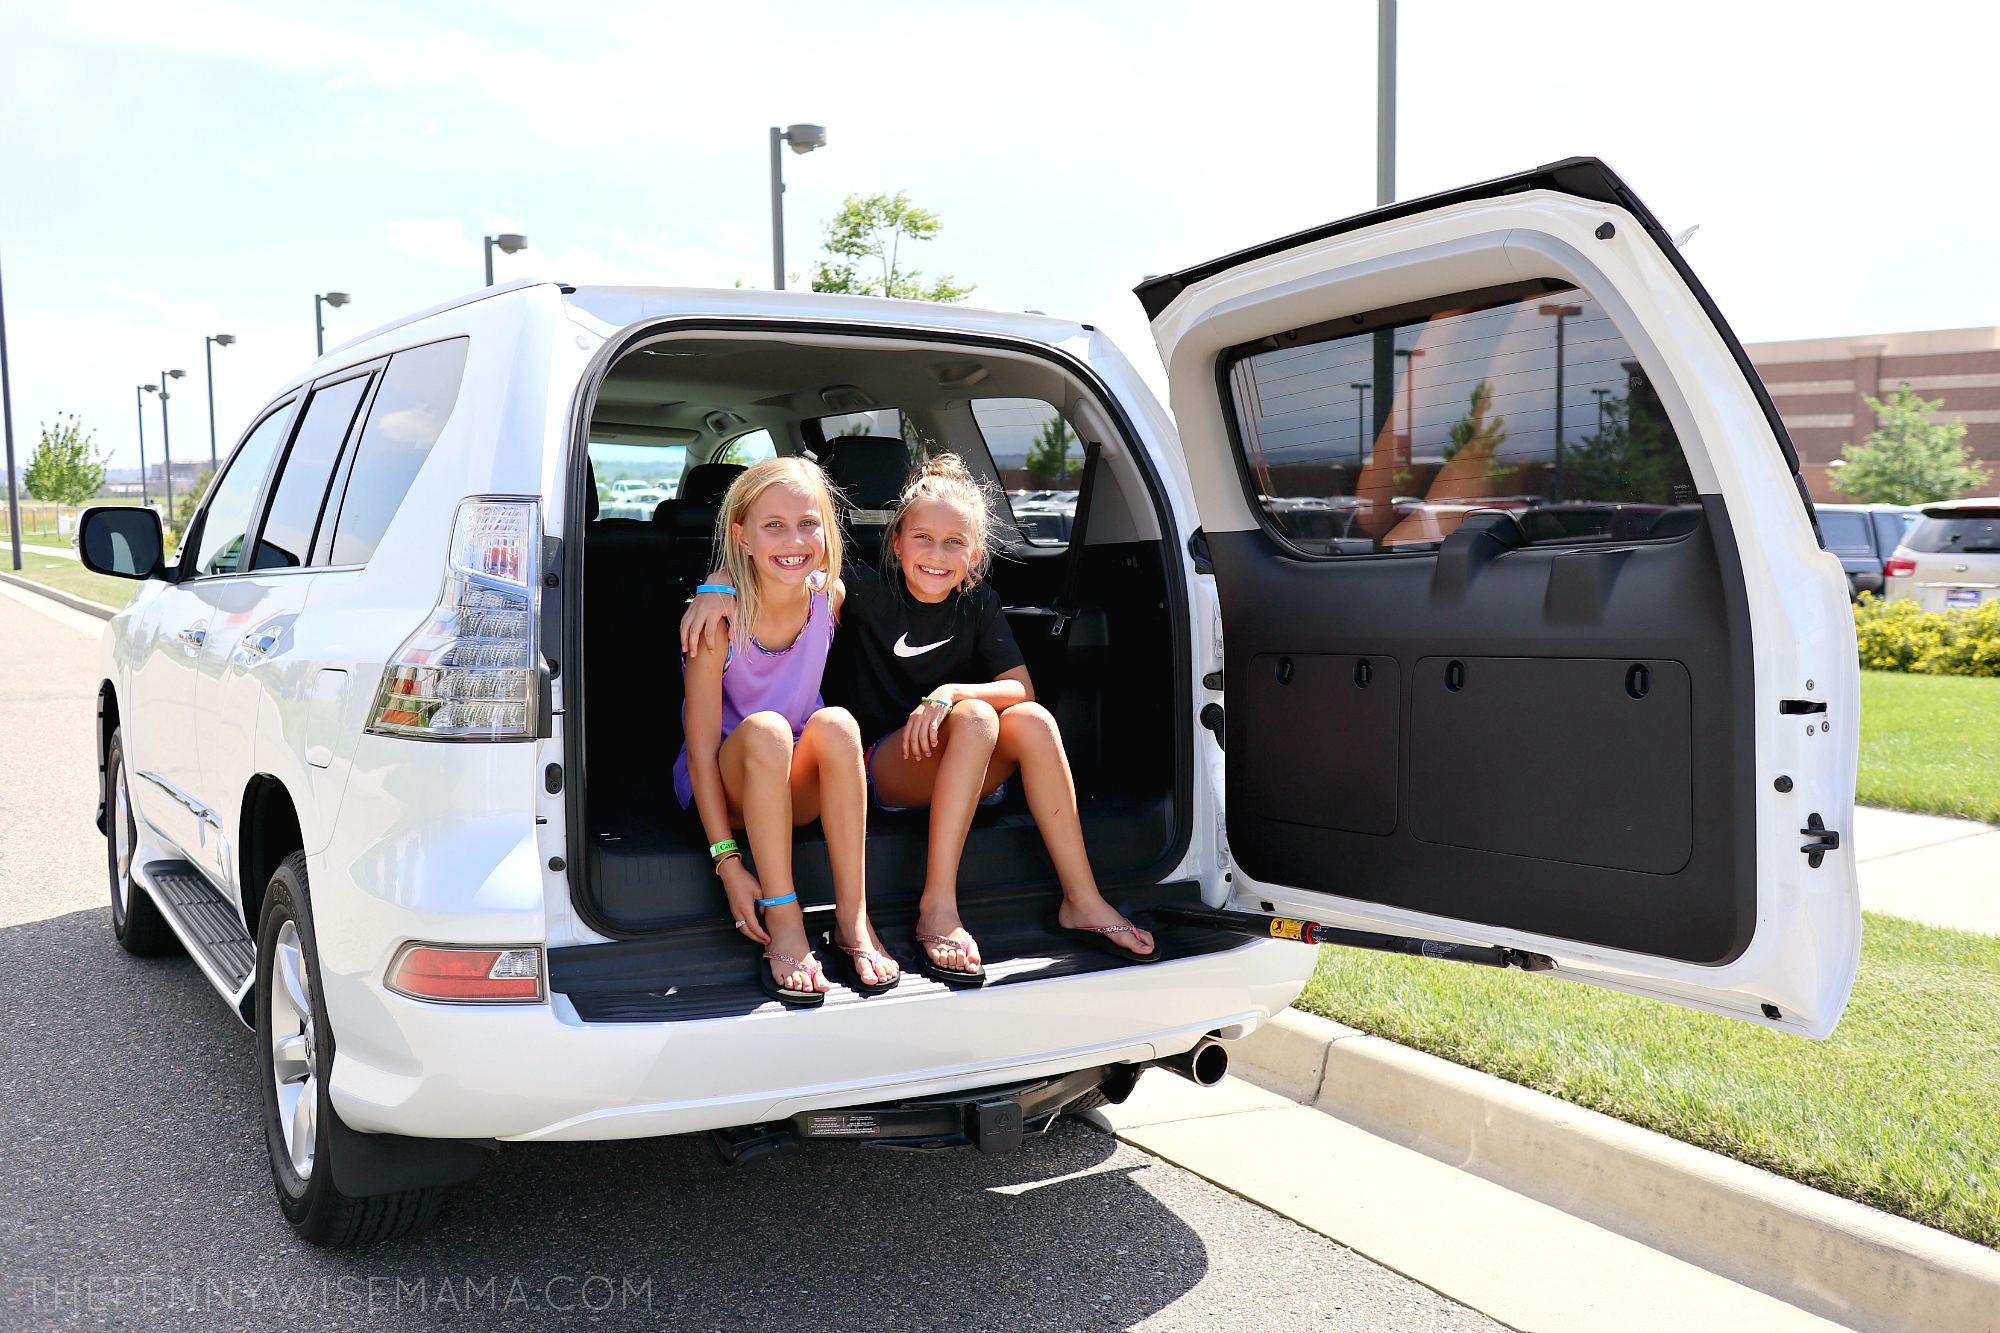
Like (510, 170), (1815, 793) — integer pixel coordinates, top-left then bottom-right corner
(78, 505), (166, 581)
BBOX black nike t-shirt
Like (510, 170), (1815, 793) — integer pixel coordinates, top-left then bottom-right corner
(827, 562), (1027, 744)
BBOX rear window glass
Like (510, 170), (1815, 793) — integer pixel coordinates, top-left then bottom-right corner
(1906, 511), (2000, 553)
(1221, 280), (1700, 555)
(1815, 511), (1875, 553)
(970, 398), (1078, 546)
(253, 373), (372, 569)
(325, 337), (469, 565)
(589, 443), (684, 520)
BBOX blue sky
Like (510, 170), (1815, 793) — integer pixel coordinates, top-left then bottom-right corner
(5, 0), (1997, 471)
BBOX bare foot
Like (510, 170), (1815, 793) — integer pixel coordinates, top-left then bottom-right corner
(764, 917), (828, 993)
(914, 904), (982, 974)
(1058, 895), (1155, 955)
(832, 916), (900, 986)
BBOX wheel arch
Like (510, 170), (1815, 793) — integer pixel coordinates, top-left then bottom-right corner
(240, 774), (305, 931)
(95, 682), (120, 835)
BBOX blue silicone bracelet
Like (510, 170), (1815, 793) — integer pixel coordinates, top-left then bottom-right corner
(695, 583), (737, 596)
(754, 892), (797, 908)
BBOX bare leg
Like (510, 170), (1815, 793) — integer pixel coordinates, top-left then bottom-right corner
(869, 699), (1000, 971)
(719, 711), (825, 993)
(788, 708), (896, 985)
(995, 703), (1153, 955)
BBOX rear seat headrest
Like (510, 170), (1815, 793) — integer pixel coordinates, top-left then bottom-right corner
(824, 436), (911, 512)
(677, 462), (747, 508)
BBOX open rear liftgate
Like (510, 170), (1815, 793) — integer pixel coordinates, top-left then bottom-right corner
(707, 905), (1544, 1167)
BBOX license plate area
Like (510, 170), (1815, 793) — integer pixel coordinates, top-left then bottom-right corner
(1945, 587), (1983, 610)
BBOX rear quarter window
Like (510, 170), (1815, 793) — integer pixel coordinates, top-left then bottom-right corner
(324, 337), (470, 566)
(1815, 512), (1875, 554)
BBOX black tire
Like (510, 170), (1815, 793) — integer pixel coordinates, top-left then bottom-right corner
(256, 853), (443, 1248)
(105, 729), (179, 957)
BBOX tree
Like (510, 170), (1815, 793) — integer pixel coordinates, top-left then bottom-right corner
(811, 192), (974, 303)
(22, 414), (107, 505)
(1830, 383), (1990, 505)
(1560, 389), (1690, 505)
(1024, 415), (1075, 481)
(1442, 379), (1507, 463)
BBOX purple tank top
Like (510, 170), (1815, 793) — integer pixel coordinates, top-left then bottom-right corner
(673, 588), (834, 808)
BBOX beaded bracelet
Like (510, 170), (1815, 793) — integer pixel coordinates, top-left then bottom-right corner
(920, 696), (957, 710)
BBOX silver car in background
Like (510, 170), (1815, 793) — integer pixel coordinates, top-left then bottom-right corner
(1883, 498), (2000, 610)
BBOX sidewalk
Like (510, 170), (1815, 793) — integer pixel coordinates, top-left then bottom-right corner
(1092, 1070), (1850, 1333)
(1852, 805), (1999, 935)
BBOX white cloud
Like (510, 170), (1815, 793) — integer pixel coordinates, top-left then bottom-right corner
(373, 219), (481, 272)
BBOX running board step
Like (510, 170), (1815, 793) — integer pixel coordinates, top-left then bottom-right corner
(142, 860), (256, 1010)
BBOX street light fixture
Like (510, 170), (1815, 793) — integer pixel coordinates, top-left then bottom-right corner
(146, 370), (186, 525)
(1539, 303), (1584, 498)
(205, 333), (236, 475)
(315, 291), (351, 357)
(484, 233), (529, 287)
(768, 123), (827, 291)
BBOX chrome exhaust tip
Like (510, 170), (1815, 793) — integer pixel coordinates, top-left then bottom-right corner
(1155, 1037), (1229, 1087)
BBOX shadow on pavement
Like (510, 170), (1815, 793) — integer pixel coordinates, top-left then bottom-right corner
(2, 909), (1215, 1331)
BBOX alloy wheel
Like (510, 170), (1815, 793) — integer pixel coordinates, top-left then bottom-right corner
(268, 920), (318, 1182)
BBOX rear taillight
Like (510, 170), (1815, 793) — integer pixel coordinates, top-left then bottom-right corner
(387, 943), (544, 1003)
(1884, 557), (1916, 578)
(368, 498), (540, 740)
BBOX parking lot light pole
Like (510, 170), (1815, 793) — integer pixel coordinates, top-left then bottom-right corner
(1393, 346), (1424, 465)
(146, 371), (186, 525)
(135, 386), (152, 508)
(0, 249), (19, 571)
(1377, 0), (1396, 207)
(769, 123), (826, 290)
(1539, 303), (1583, 498)
(1350, 382), (1371, 468)
(315, 291), (350, 357)
(205, 334), (235, 474)
(484, 234), (528, 287)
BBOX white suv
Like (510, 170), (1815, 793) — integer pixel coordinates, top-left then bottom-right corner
(78, 158), (1861, 1248)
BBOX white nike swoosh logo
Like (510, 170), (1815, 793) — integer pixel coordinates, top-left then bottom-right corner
(893, 632), (950, 658)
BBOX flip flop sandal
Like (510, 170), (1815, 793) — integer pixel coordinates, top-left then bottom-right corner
(758, 949), (827, 1008)
(913, 932), (986, 987)
(1044, 912), (1164, 965)
(833, 942), (902, 996)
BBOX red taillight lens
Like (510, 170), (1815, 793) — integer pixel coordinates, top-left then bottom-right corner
(387, 944), (543, 1002)
(1884, 557), (1916, 578)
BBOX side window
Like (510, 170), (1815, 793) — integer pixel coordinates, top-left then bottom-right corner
(1816, 512), (1875, 555)
(715, 429), (778, 466)
(325, 338), (470, 566)
(1222, 281), (1700, 555)
(970, 398), (1077, 546)
(250, 372), (374, 569)
(188, 402), (294, 578)
(587, 442), (685, 519)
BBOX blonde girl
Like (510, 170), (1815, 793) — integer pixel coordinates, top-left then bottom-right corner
(673, 457), (899, 1006)
(684, 453), (1153, 986)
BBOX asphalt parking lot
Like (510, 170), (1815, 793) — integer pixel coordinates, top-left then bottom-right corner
(0, 587), (1496, 1332)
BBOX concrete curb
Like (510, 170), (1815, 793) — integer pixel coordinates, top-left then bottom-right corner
(1233, 1008), (2000, 1333)
(0, 570), (114, 620)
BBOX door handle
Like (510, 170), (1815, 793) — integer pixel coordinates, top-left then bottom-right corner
(177, 626), (208, 652)
(242, 628), (281, 657)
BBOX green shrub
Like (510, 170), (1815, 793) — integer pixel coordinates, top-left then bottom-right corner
(1854, 593), (2000, 676)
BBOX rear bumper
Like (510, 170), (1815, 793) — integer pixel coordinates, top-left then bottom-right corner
(325, 937), (1313, 1141)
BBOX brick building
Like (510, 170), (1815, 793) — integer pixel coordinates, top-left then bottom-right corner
(1744, 326), (2000, 501)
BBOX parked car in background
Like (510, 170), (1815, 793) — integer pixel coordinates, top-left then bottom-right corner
(1882, 498), (2000, 609)
(1814, 503), (1920, 599)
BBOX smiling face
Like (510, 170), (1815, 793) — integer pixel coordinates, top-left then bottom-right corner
(892, 499), (980, 602)
(732, 479), (828, 589)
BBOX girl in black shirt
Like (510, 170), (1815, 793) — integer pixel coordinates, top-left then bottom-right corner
(683, 454), (1155, 983)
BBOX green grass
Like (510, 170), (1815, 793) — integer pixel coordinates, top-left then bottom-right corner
(1858, 670), (2000, 824)
(0, 553), (135, 611)
(1297, 912), (2000, 1246)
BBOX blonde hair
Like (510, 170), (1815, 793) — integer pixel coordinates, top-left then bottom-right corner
(714, 455), (845, 653)
(883, 452), (1003, 585)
